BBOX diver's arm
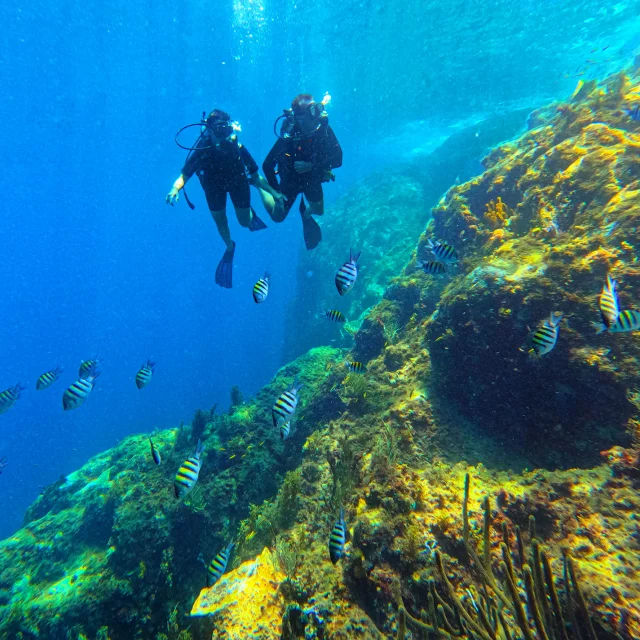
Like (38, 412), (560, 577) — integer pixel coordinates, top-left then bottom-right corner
(310, 127), (342, 181)
(166, 174), (188, 205)
(166, 146), (202, 205)
(262, 139), (285, 190)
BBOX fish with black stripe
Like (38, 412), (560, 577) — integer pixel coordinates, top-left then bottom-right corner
(36, 367), (63, 390)
(149, 438), (161, 465)
(174, 439), (205, 498)
(418, 260), (447, 276)
(426, 238), (458, 264)
(272, 376), (304, 427)
(598, 274), (619, 329)
(79, 358), (101, 379)
(253, 272), (271, 303)
(345, 361), (365, 374)
(63, 367), (100, 410)
(322, 309), (346, 324)
(529, 312), (563, 356)
(329, 507), (347, 564)
(335, 249), (361, 296)
(280, 420), (292, 440)
(136, 360), (155, 389)
(207, 542), (234, 587)
(0, 383), (26, 415)
(596, 309), (640, 334)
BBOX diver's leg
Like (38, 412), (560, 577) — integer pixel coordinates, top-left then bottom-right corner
(231, 180), (266, 231)
(306, 198), (324, 217)
(210, 208), (234, 250)
(304, 182), (325, 217)
(267, 180), (296, 222)
(258, 188), (276, 215)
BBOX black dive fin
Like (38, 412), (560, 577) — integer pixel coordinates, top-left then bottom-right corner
(215, 242), (236, 289)
(301, 213), (322, 250)
(248, 208), (268, 231)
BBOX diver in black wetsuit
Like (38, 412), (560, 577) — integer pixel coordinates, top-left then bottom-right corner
(166, 109), (284, 288)
(260, 94), (342, 250)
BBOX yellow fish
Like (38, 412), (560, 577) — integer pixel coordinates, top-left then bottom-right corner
(246, 531), (257, 541)
(229, 454), (236, 460)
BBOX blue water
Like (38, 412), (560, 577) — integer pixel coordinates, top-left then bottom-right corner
(0, 0), (638, 538)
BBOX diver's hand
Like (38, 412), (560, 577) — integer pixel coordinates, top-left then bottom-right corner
(166, 187), (180, 206)
(294, 161), (313, 174)
(272, 191), (286, 203)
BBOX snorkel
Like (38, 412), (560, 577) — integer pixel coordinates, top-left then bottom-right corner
(274, 93), (331, 140)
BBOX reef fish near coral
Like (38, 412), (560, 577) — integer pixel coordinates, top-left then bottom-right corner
(335, 249), (361, 296)
(36, 367), (63, 390)
(135, 360), (155, 389)
(0, 383), (25, 415)
(272, 376), (304, 427)
(530, 312), (563, 356)
(149, 438), (161, 465)
(280, 420), (291, 440)
(323, 309), (346, 323)
(418, 260), (447, 275)
(253, 272), (271, 303)
(597, 309), (640, 334)
(599, 275), (620, 329)
(207, 542), (234, 587)
(174, 439), (205, 498)
(62, 370), (100, 411)
(426, 238), (458, 263)
(329, 507), (346, 564)
(78, 358), (100, 379)
(345, 361), (365, 373)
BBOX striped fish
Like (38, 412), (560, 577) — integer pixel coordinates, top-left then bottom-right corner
(0, 383), (26, 415)
(323, 309), (346, 323)
(136, 360), (155, 389)
(280, 420), (291, 440)
(36, 367), (63, 390)
(174, 439), (205, 498)
(207, 542), (234, 587)
(345, 361), (365, 374)
(272, 376), (304, 427)
(62, 371), (100, 410)
(335, 249), (361, 296)
(149, 438), (161, 465)
(530, 312), (563, 356)
(79, 358), (101, 379)
(253, 272), (271, 303)
(426, 238), (458, 264)
(329, 507), (346, 564)
(598, 309), (640, 334)
(599, 275), (619, 329)
(419, 260), (446, 276)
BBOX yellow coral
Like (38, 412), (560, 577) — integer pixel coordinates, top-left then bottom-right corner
(484, 197), (510, 228)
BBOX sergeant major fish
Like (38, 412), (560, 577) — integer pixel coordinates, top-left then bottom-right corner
(174, 439), (205, 498)
(598, 275), (619, 329)
(323, 309), (346, 324)
(79, 358), (101, 379)
(418, 260), (447, 276)
(272, 376), (304, 427)
(36, 367), (63, 390)
(426, 239), (458, 264)
(136, 360), (155, 389)
(0, 383), (26, 415)
(253, 272), (271, 303)
(335, 249), (361, 296)
(329, 507), (346, 564)
(280, 420), (291, 440)
(596, 309), (640, 334)
(345, 361), (365, 374)
(529, 312), (563, 356)
(207, 542), (234, 587)
(63, 368), (100, 411)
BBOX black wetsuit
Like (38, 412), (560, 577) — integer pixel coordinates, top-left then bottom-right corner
(263, 123), (342, 217)
(182, 136), (259, 210)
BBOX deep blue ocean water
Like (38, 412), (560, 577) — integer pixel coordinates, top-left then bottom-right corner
(0, 0), (638, 538)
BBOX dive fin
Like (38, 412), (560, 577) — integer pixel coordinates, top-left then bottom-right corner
(302, 214), (322, 250)
(248, 208), (268, 231)
(215, 242), (236, 289)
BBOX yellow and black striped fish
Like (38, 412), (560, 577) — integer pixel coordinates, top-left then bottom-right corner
(530, 312), (563, 356)
(335, 249), (361, 296)
(329, 507), (346, 564)
(63, 370), (100, 411)
(207, 542), (234, 587)
(272, 376), (304, 427)
(603, 309), (640, 334)
(174, 439), (205, 498)
(79, 358), (100, 379)
(345, 361), (365, 374)
(0, 383), (25, 415)
(280, 420), (291, 440)
(253, 272), (271, 303)
(598, 275), (619, 329)
(418, 260), (446, 276)
(427, 238), (458, 263)
(149, 438), (161, 465)
(323, 309), (346, 323)
(136, 360), (155, 389)
(36, 367), (63, 390)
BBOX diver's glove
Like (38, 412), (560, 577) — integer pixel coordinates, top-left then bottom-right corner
(321, 170), (335, 183)
(166, 187), (180, 206)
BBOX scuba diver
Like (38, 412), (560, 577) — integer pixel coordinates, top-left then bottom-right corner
(260, 94), (342, 250)
(166, 109), (284, 289)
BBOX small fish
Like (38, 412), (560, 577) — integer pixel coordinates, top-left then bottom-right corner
(272, 376), (304, 427)
(280, 420), (291, 440)
(174, 439), (205, 498)
(253, 272), (271, 303)
(329, 507), (346, 564)
(623, 105), (640, 121)
(62, 369), (100, 411)
(418, 260), (446, 276)
(229, 454), (236, 459)
(598, 275), (619, 329)
(426, 239), (458, 264)
(323, 309), (346, 323)
(136, 360), (156, 389)
(149, 438), (161, 465)
(207, 542), (234, 587)
(335, 249), (361, 296)
(530, 312), (563, 356)
(0, 383), (26, 415)
(245, 530), (256, 542)
(36, 367), (63, 390)
(345, 361), (365, 374)
(596, 309), (640, 334)
(79, 358), (100, 379)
